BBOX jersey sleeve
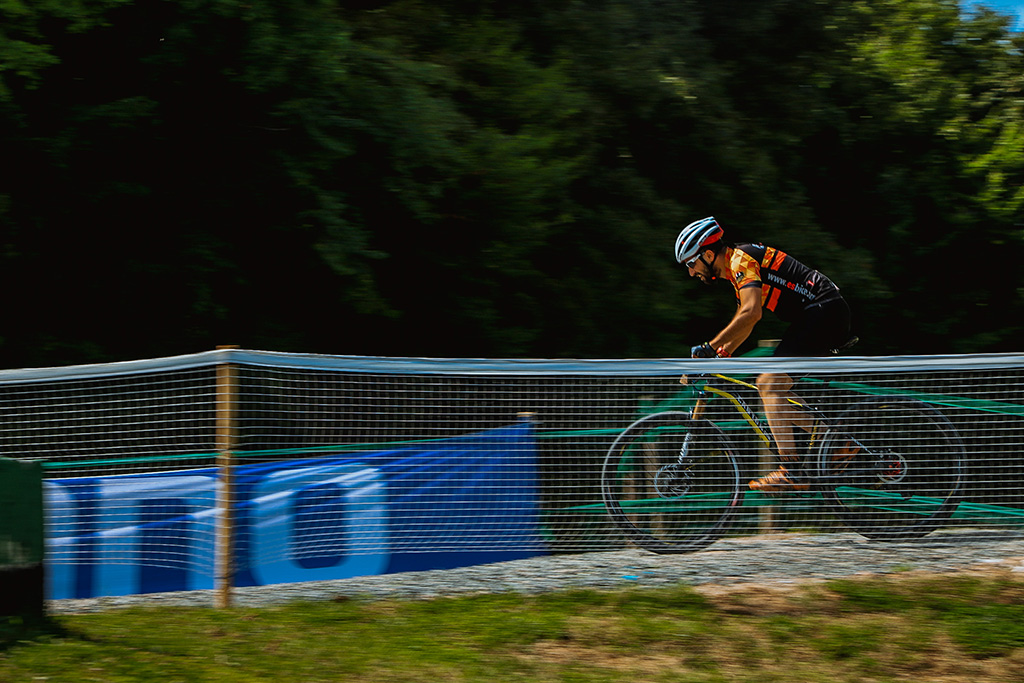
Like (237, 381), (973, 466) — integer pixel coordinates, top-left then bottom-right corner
(729, 249), (762, 290)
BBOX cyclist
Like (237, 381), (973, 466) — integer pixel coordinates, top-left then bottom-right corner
(674, 216), (851, 492)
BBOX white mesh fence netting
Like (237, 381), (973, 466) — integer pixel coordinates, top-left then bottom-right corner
(4, 349), (1023, 597)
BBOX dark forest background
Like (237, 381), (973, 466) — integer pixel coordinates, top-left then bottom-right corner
(2, 0), (1022, 368)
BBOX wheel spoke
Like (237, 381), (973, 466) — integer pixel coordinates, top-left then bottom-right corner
(602, 412), (743, 553)
(819, 397), (965, 540)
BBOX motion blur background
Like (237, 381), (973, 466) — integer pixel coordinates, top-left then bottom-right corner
(2, 0), (1023, 368)
(963, 0), (1023, 29)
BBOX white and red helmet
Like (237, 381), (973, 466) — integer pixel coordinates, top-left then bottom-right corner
(674, 216), (723, 265)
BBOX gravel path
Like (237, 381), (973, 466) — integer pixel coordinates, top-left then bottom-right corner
(49, 529), (1024, 614)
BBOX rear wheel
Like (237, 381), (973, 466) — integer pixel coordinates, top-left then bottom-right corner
(602, 412), (744, 553)
(818, 396), (966, 540)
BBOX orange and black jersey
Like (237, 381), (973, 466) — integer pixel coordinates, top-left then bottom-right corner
(724, 243), (842, 322)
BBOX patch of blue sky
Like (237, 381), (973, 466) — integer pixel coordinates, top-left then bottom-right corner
(961, 0), (1024, 30)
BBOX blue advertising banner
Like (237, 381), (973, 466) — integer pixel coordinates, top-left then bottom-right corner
(45, 423), (545, 600)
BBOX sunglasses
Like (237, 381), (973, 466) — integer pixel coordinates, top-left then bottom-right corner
(685, 255), (701, 269)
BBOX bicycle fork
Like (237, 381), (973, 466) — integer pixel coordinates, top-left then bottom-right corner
(678, 393), (711, 462)
(677, 431), (695, 462)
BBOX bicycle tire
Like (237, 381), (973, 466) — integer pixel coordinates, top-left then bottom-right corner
(817, 396), (966, 541)
(602, 411), (744, 554)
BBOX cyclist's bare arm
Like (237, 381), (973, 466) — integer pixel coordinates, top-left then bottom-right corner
(708, 285), (761, 356)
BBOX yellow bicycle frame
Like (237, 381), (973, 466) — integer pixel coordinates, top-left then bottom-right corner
(685, 373), (821, 451)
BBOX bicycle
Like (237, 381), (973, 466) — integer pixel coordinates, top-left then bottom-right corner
(601, 367), (967, 554)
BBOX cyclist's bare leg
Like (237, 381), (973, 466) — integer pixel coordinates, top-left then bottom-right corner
(750, 372), (812, 491)
(756, 373), (799, 456)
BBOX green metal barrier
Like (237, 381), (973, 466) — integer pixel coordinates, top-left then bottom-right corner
(0, 458), (44, 618)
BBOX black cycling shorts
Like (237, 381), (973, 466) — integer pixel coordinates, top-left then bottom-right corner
(773, 296), (851, 357)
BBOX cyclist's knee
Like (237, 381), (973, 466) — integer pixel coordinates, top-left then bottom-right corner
(756, 372), (793, 397)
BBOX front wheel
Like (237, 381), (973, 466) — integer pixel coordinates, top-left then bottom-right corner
(818, 396), (966, 541)
(602, 411), (744, 554)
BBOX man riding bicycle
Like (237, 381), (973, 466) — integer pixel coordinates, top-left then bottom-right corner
(674, 216), (852, 493)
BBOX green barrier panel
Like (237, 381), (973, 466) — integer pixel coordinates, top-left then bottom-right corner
(553, 490), (1024, 522)
(798, 377), (1024, 417)
(0, 458), (44, 618)
(639, 374), (1024, 423)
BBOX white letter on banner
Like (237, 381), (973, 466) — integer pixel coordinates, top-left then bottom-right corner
(94, 475), (218, 597)
(249, 464), (388, 585)
(43, 481), (78, 600)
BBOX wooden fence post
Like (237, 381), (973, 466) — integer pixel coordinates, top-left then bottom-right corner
(215, 345), (239, 608)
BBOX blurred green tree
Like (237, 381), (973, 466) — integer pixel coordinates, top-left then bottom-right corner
(0, 0), (1021, 366)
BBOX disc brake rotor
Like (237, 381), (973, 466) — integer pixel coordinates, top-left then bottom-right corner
(654, 463), (692, 497)
(876, 450), (908, 485)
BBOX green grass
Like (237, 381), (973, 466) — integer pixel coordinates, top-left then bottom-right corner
(829, 574), (1024, 659)
(2, 574), (1024, 682)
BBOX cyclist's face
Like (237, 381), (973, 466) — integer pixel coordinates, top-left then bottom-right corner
(688, 251), (714, 284)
